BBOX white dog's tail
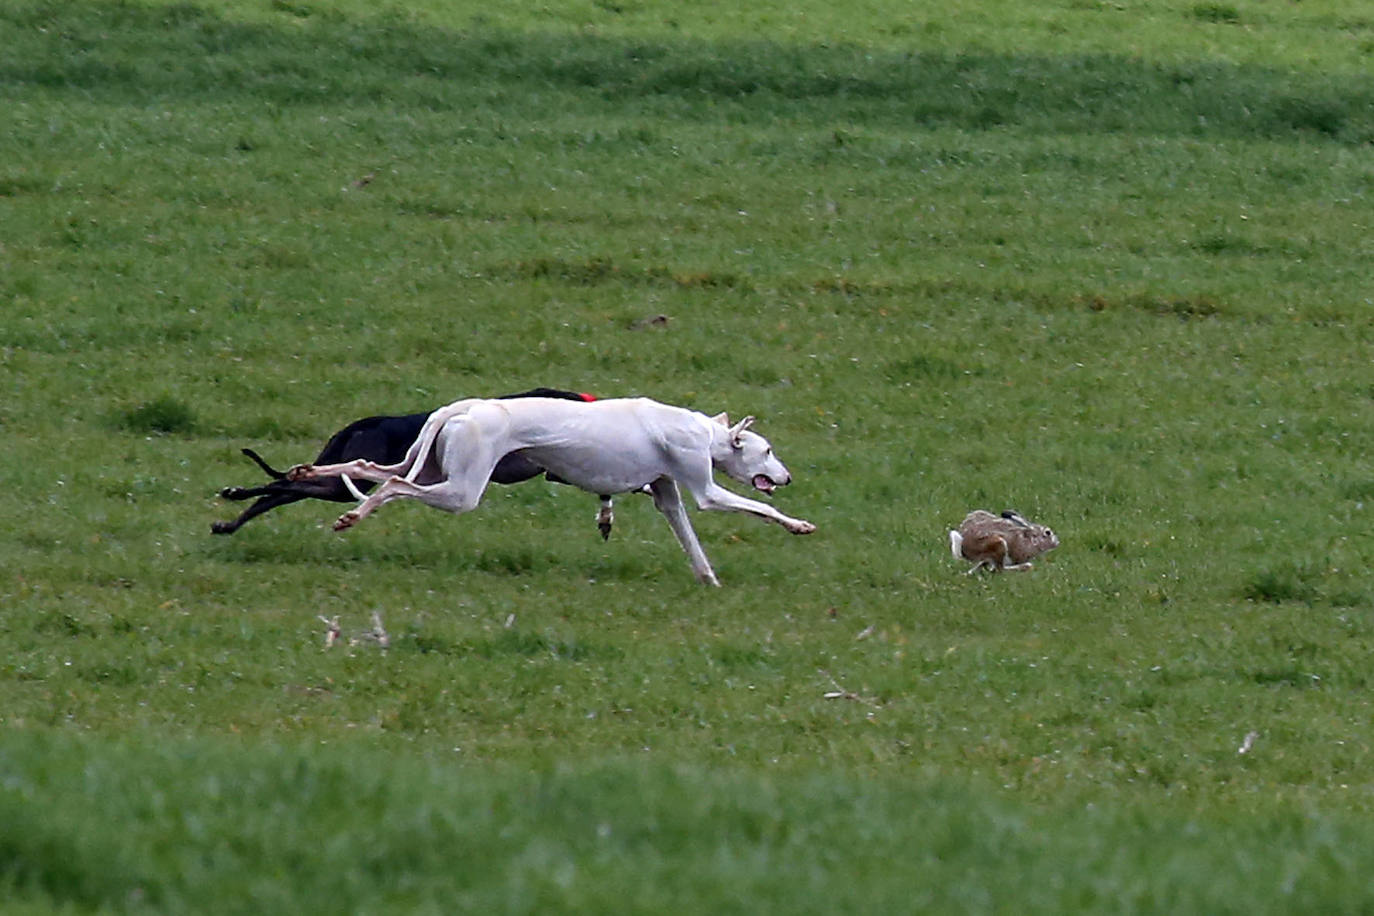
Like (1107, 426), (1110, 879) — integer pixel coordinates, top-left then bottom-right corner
(400, 398), (482, 484)
(949, 529), (964, 559)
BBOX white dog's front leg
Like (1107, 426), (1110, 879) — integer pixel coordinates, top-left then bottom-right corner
(649, 477), (719, 586)
(693, 483), (816, 535)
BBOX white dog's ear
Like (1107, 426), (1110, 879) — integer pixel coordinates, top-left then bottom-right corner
(728, 415), (755, 448)
(711, 412), (730, 427)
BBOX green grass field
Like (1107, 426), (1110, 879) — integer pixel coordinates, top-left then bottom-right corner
(2, 0), (1372, 911)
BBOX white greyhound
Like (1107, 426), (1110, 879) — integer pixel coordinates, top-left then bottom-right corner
(287, 397), (816, 585)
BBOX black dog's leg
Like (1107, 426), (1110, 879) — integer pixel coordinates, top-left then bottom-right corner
(214, 475), (365, 534)
(489, 453), (545, 486)
(219, 481), (288, 501)
(211, 491), (310, 534)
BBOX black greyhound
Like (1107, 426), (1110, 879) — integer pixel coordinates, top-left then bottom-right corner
(212, 387), (615, 536)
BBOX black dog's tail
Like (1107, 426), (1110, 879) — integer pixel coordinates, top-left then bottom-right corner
(240, 447), (286, 480)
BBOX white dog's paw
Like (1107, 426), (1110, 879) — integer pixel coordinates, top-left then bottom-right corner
(692, 567), (721, 586)
(333, 511), (360, 531)
(286, 464), (315, 481)
(788, 519), (817, 535)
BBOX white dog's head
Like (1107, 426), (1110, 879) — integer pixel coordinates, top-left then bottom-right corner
(709, 413), (793, 494)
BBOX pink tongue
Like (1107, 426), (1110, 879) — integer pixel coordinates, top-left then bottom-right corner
(752, 475), (774, 493)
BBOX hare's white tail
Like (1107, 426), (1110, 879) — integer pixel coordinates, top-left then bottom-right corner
(949, 529), (964, 559)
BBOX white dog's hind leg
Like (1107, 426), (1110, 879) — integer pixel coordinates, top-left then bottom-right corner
(289, 456), (395, 484)
(290, 398), (479, 483)
(649, 477), (719, 586)
(333, 408), (504, 531)
(333, 467), (493, 531)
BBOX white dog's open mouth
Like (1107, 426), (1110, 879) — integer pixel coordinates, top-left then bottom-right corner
(752, 475), (777, 494)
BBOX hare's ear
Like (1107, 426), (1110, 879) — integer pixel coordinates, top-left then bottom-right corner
(728, 415), (755, 448)
(1001, 510), (1031, 529)
(711, 412), (730, 427)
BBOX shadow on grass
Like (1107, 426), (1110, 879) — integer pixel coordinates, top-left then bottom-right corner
(4, 1), (1371, 144)
(209, 526), (673, 583)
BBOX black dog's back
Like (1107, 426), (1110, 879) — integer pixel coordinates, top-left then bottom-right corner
(212, 389), (594, 534)
(313, 413), (429, 485)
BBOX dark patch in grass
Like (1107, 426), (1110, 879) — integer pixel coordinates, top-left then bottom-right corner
(76, 661), (142, 686)
(3, 271), (40, 300)
(1192, 234), (1268, 257)
(1083, 292), (1224, 319)
(884, 353), (981, 382)
(1329, 589), (1372, 609)
(488, 256), (744, 291)
(1241, 562), (1320, 605)
(1270, 95), (1350, 138)
(408, 631), (456, 655)
(243, 243), (313, 270)
(736, 364), (783, 387)
(711, 644), (772, 669)
(1123, 690), (1158, 710)
(1191, 4), (1241, 25)
(1341, 479), (1374, 502)
(34, 613), (94, 638)
(269, 0), (314, 18)
(1248, 667), (1319, 689)
(471, 547), (547, 576)
(811, 276), (893, 297)
(120, 396), (198, 435)
(0, 173), (46, 196)
(1083, 535), (1127, 557)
